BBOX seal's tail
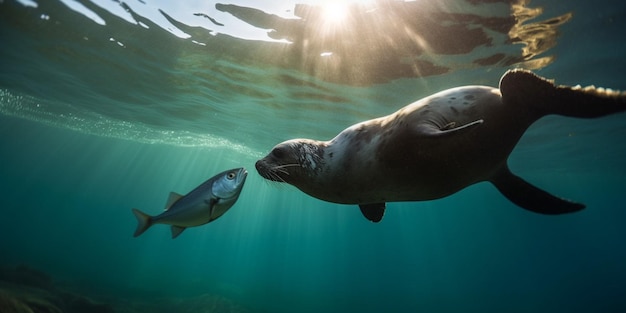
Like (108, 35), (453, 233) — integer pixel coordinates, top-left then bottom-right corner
(499, 69), (626, 119)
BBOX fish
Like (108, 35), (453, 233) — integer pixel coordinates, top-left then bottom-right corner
(132, 167), (247, 238)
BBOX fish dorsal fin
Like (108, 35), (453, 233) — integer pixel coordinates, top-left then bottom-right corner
(164, 192), (184, 211)
(171, 225), (186, 239)
(359, 203), (386, 223)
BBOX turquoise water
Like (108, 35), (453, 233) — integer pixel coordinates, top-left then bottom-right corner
(1, 0), (626, 312)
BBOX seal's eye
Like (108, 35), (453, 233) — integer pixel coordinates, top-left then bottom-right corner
(271, 147), (285, 159)
(226, 172), (236, 180)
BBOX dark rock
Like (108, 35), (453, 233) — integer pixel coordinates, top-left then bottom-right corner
(0, 265), (54, 290)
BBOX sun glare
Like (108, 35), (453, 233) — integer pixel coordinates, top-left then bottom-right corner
(322, 2), (350, 24)
(320, 0), (374, 25)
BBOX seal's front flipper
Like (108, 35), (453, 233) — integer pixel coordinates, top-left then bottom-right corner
(490, 166), (585, 214)
(418, 119), (483, 138)
(440, 119), (484, 134)
(359, 203), (386, 222)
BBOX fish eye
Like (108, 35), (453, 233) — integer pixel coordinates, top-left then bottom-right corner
(226, 172), (236, 180)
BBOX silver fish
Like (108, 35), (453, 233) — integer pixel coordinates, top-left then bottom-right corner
(132, 167), (247, 239)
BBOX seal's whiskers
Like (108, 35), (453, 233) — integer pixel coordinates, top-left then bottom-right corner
(266, 169), (287, 183)
(272, 163), (300, 176)
(273, 163), (300, 170)
(261, 177), (285, 188)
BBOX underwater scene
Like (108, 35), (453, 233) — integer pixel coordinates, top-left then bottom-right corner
(1, 0), (626, 312)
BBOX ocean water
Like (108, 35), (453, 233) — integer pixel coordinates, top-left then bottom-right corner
(1, 0), (626, 312)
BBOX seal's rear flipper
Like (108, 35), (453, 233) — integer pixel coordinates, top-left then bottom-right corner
(359, 203), (386, 222)
(500, 69), (626, 119)
(490, 167), (585, 214)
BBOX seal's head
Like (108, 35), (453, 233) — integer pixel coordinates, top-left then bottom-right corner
(255, 139), (327, 184)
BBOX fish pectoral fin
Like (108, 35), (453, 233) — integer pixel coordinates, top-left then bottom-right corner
(205, 197), (219, 216)
(171, 225), (186, 239)
(359, 203), (386, 223)
(490, 166), (586, 214)
(165, 192), (184, 211)
(205, 197), (218, 207)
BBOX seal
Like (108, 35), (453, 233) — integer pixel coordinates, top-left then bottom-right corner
(256, 69), (626, 222)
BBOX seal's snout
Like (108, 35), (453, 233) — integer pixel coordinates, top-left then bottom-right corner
(254, 159), (264, 173)
(255, 158), (285, 183)
(255, 159), (270, 180)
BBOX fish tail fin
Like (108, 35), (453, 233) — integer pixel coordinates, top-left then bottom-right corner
(500, 69), (626, 119)
(132, 208), (153, 237)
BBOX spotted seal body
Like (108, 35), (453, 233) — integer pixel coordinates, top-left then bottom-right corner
(256, 69), (626, 222)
